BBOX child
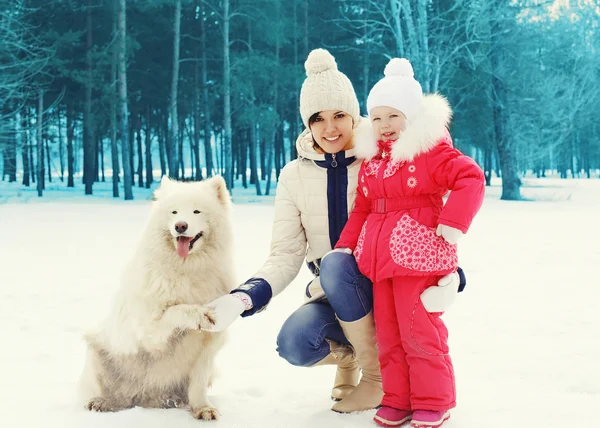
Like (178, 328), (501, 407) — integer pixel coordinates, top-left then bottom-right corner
(335, 58), (485, 428)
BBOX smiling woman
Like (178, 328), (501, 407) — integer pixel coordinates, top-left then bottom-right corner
(308, 110), (355, 154)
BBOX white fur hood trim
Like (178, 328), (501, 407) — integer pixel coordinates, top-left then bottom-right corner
(354, 93), (453, 162)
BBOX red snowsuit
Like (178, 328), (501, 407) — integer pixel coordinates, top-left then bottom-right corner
(336, 94), (485, 411)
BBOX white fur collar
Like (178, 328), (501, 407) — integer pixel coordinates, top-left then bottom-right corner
(353, 93), (453, 162)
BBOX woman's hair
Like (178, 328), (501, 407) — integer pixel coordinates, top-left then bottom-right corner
(308, 112), (323, 153)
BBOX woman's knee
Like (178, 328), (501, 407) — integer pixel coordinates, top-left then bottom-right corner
(276, 312), (324, 367)
(319, 252), (357, 296)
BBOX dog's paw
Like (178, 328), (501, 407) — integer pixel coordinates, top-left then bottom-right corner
(85, 396), (126, 412)
(191, 405), (220, 420)
(194, 306), (217, 331)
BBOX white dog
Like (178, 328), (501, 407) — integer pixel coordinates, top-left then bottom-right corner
(78, 175), (235, 420)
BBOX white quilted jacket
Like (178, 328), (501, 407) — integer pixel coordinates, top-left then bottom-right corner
(233, 119), (372, 315)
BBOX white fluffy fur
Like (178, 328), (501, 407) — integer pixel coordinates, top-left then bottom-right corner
(354, 93), (453, 162)
(77, 175), (235, 420)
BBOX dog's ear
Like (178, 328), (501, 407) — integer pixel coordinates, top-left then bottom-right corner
(153, 175), (173, 200)
(160, 175), (173, 187)
(207, 175), (231, 205)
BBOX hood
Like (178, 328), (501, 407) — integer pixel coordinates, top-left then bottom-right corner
(353, 93), (453, 162)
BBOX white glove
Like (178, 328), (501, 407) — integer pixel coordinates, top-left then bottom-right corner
(436, 224), (464, 245)
(420, 272), (460, 313)
(322, 247), (352, 261)
(201, 293), (252, 332)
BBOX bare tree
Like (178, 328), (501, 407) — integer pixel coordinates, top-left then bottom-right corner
(118, 0), (133, 200)
(222, 0), (234, 188)
(168, 0), (182, 179)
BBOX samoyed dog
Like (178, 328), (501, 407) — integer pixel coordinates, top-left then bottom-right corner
(78, 175), (234, 420)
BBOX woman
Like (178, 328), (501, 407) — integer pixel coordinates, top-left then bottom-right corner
(203, 49), (462, 413)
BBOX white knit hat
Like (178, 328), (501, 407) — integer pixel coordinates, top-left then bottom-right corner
(299, 49), (360, 127)
(367, 58), (423, 122)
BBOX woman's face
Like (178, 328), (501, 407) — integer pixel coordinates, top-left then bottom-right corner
(309, 110), (354, 154)
(370, 106), (407, 142)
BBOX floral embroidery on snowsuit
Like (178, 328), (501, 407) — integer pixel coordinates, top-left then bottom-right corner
(389, 214), (458, 272)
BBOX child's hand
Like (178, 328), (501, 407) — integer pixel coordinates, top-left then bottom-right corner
(420, 272), (460, 312)
(436, 224), (463, 245)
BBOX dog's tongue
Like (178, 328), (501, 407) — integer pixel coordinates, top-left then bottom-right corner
(177, 237), (192, 258)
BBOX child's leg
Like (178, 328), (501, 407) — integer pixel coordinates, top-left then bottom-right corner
(373, 278), (411, 411)
(392, 275), (456, 411)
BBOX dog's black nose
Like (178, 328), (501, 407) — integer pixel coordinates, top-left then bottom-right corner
(175, 222), (188, 234)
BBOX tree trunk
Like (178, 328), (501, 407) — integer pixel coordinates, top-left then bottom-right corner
(291, 0), (299, 159)
(4, 108), (17, 182)
(265, 133), (274, 195)
(273, 1), (283, 179)
(118, 0), (133, 200)
(490, 11), (521, 200)
(99, 132), (105, 182)
(37, 91), (44, 197)
(159, 112), (167, 177)
(110, 12), (120, 197)
(178, 122), (184, 179)
(22, 111), (30, 187)
(57, 107), (64, 181)
(362, 0), (370, 107)
(304, 0), (308, 56)
(67, 102), (75, 187)
(45, 138), (51, 183)
(145, 105), (153, 188)
(136, 113), (143, 187)
(83, 0), (94, 195)
(222, 0), (233, 188)
(260, 136), (266, 180)
(193, 39), (203, 181)
(483, 145), (492, 186)
(168, 0), (182, 179)
(199, 1), (213, 177)
(250, 124), (262, 195)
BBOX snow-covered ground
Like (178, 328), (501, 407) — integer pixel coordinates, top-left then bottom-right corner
(0, 177), (597, 427)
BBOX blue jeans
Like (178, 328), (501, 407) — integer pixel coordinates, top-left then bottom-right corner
(276, 252), (373, 367)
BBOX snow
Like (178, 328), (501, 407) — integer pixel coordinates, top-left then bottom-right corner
(0, 177), (597, 427)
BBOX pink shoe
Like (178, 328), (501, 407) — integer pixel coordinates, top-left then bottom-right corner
(410, 410), (450, 428)
(373, 406), (412, 427)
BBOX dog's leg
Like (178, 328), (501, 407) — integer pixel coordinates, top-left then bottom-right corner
(77, 346), (102, 406)
(160, 303), (216, 332)
(86, 396), (133, 412)
(188, 353), (219, 421)
(144, 304), (216, 349)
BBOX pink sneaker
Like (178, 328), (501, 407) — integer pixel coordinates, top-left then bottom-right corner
(373, 406), (412, 427)
(410, 410), (450, 428)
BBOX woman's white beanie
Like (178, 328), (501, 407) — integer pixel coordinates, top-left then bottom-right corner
(299, 49), (360, 127)
(367, 58), (423, 121)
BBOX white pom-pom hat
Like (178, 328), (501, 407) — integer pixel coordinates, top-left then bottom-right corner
(299, 49), (360, 127)
(367, 58), (423, 122)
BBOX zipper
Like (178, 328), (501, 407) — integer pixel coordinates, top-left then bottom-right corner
(331, 153), (338, 168)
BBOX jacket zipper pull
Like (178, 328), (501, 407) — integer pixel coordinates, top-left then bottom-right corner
(331, 153), (338, 168)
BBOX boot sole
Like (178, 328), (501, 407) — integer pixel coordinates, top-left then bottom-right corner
(410, 412), (450, 428)
(373, 414), (412, 427)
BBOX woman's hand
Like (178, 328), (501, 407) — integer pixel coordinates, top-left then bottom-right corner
(201, 293), (253, 332)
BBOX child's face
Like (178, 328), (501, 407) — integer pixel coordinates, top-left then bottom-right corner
(370, 106), (407, 142)
(309, 110), (354, 154)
